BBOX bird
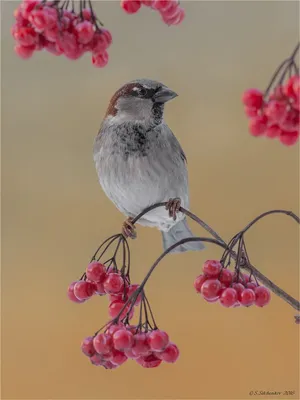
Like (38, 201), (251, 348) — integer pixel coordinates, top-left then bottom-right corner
(93, 78), (205, 253)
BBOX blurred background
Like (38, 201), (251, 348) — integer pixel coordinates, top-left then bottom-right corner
(1, 0), (299, 399)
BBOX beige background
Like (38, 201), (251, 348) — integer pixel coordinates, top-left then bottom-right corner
(1, 0), (299, 399)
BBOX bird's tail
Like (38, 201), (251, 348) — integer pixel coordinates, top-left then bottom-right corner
(161, 218), (205, 254)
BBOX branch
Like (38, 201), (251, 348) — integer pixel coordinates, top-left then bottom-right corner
(131, 203), (300, 312)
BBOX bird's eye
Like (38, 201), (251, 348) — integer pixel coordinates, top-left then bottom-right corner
(139, 87), (147, 97)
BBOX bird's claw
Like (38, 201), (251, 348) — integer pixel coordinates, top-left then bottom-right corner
(122, 217), (137, 239)
(165, 197), (181, 221)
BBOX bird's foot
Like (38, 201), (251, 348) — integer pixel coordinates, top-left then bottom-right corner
(122, 217), (137, 239)
(165, 198), (181, 221)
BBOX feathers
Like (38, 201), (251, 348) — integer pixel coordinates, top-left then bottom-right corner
(161, 218), (206, 253)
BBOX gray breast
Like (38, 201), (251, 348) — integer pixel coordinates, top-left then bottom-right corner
(93, 123), (189, 224)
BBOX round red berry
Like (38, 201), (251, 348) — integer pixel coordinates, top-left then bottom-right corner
(136, 353), (162, 368)
(201, 279), (222, 300)
(110, 348), (128, 365)
(242, 89), (264, 109)
(106, 323), (125, 336)
(147, 329), (169, 352)
(219, 288), (237, 307)
(246, 282), (257, 291)
(202, 260), (222, 277)
(248, 115), (268, 136)
(75, 20), (94, 44)
(74, 280), (96, 300)
(92, 50), (109, 68)
(254, 286), (271, 307)
(194, 274), (207, 293)
(90, 353), (104, 366)
(127, 284), (142, 306)
(279, 130), (299, 146)
(280, 109), (299, 132)
(104, 273), (124, 294)
(113, 329), (134, 350)
(67, 281), (86, 303)
(121, 0), (142, 14)
(131, 333), (151, 357)
(232, 282), (245, 301)
(265, 124), (282, 138)
(109, 300), (134, 320)
(81, 336), (96, 357)
(93, 333), (113, 354)
(86, 261), (106, 282)
(219, 269), (233, 286)
(264, 100), (287, 123)
(14, 43), (35, 59)
(240, 288), (256, 307)
(156, 342), (179, 363)
(244, 106), (259, 118)
(95, 280), (106, 295)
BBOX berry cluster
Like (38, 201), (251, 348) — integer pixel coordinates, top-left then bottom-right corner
(82, 323), (179, 369)
(68, 260), (143, 320)
(121, 0), (185, 26)
(12, 0), (112, 67)
(243, 75), (299, 146)
(194, 260), (271, 308)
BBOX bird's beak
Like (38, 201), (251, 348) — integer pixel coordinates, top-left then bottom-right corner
(153, 87), (178, 103)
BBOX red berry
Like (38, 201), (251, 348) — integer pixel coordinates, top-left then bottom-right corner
(113, 329), (134, 350)
(74, 280), (96, 300)
(147, 329), (169, 351)
(92, 50), (109, 68)
(103, 360), (118, 369)
(82, 8), (92, 20)
(29, 8), (53, 31)
(194, 274), (207, 293)
(242, 89), (264, 109)
(162, 6), (185, 25)
(104, 273), (124, 294)
(265, 124), (282, 138)
(201, 279), (222, 300)
(131, 333), (151, 357)
(110, 348), (128, 365)
(81, 336), (96, 357)
(75, 20), (95, 44)
(107, 323), (125, 335)
(109, 300), (134, 320)
(219, 288), (237, 307)
(67, 281), (86, 303)
(20, 0), (39, 19)
(244, 106), (259, 118)
(101, 29), (112, 48)
(246, 282), (257, 290)
(124, 347), (138, 359)
(14, 26), (37, 46)
(202, 260), (222, 278)
(121, 0), (142, 14)
(86, 261), (106, 282)
(279, 130), (299, 146)
(44, 40), (63, 56)
(232, 282), (245, 301)
(90, 353), (104, 366)
(136, 353), (162, 368)
(240, 288), (256, 307)
(284, 75), (299, 99)
(280, 109), (299, 132)
(219, 269), (233, 286)
(264, 100), (287, 123)
(14, 43), (35, 59)
(248, 115), (268, 136)
(254, 286), (271, 307)
(156, 342), (179, 363)
(270, 85), (285, 101)
(93, 333), (113, 354)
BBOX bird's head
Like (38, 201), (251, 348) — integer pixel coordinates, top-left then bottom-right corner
(104, 79), (178, 126)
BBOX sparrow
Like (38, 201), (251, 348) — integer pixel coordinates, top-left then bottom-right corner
(93, 78), (205, 253)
